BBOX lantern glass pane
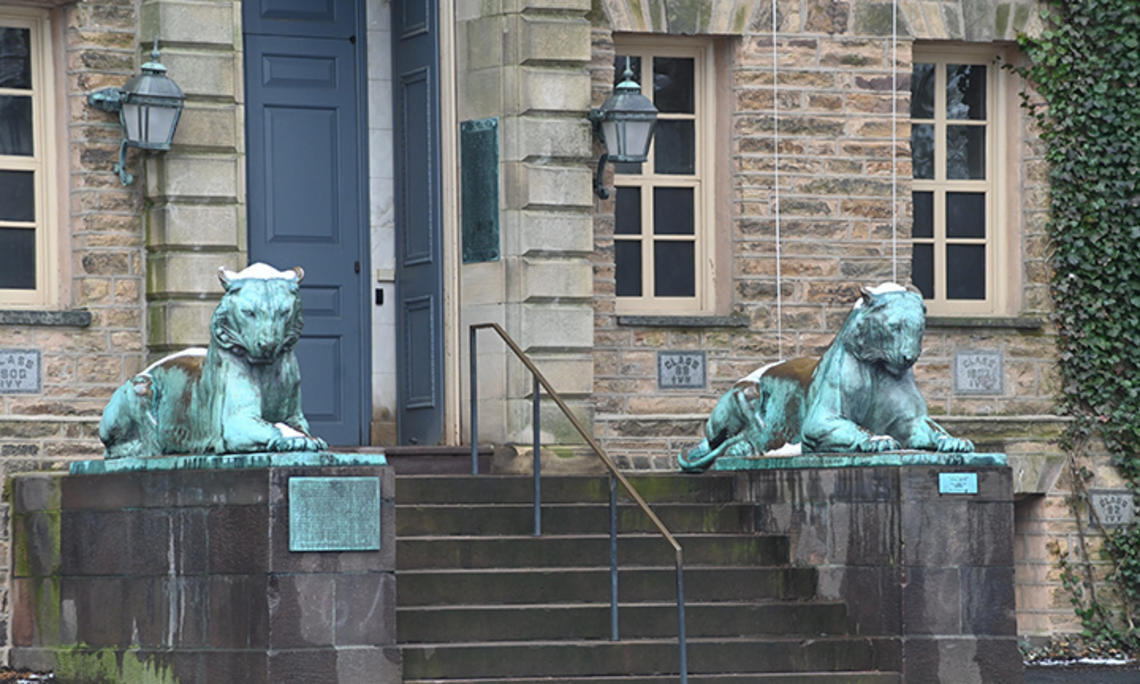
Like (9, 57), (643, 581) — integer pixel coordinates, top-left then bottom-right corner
(122, 102), (142, 142)
(601, 119), (618, 156)
(145, 105), (177, 145)
(619, 119), (653, 160)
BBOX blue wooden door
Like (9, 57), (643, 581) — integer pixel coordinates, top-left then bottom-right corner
(243, 1), (369, 446)
(392, 0), (444, 444)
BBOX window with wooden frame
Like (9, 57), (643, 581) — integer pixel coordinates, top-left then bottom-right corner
(0, 8), (58, 308)
(910, 46), (1012, 315)
(612, 39), (716, 315)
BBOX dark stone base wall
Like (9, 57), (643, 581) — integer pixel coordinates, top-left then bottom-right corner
(736, 465), (1022, 684)
(9, 466), (399, 683)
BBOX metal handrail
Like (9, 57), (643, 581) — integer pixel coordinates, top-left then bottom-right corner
(469, 322), (688, 683)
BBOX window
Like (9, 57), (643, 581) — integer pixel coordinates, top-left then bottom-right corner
(910, 47), (1011, 315)
(0, 8), (57, 307)
(612, 39), (716, 314)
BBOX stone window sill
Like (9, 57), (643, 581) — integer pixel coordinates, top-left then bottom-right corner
(0, 309), (93, 327)
(925, 316), (1044, 331)
(617, 314), (750, 328)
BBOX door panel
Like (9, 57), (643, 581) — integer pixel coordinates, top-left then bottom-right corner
(393, 0), (444, 444)
(244, 0), (353, 39)
(244, 5), (368, 446)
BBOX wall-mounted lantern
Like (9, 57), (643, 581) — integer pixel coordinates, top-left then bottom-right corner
(588, 58), (658, 199)
(87, 41), (185, 185)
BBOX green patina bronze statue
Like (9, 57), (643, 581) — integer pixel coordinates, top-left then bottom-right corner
(99, 263), (327, 459)
(679, 283), (974, 472)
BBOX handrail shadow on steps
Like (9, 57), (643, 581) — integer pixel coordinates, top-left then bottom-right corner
(469, 322), (689, 683)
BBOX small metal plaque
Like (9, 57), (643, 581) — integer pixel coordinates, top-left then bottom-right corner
(658, 351), (706, 389)
(289, 477), (381, 552)
(1091, 490), (1135, 527)
(939, 472), (978, 495)
(0, 349), (41, 394)
(954, 350), (1003, 395)
(461, 117), (500, 264)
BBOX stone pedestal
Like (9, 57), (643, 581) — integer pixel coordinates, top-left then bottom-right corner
(728, 455), (1022, 683)
(9, 453), (398, 684)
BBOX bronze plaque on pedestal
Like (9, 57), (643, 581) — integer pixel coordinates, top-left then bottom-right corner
(289, 476), (381, 552)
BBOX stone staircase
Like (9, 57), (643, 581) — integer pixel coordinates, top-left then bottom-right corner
(395, 473), (901, 682)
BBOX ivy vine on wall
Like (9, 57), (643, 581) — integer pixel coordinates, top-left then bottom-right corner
(1014, 0), (1140, 650)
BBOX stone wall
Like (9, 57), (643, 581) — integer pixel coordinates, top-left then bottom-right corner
(142, 0), (244, 354)
(587, 0), (1075, 641)
(457, 0), (598, 445)
(590, 0), (1056, 464)
(0, 0), (151, 469)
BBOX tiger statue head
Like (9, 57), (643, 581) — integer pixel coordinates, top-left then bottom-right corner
(212, 264), (305, 364)
(844, 284), (926, 378)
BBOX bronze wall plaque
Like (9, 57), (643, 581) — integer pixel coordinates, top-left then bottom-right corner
(461, 117), (500, 263)
(288, 476), (381, 552)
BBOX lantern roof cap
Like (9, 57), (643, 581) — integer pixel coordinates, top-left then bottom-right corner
(123, 41), (184, 100)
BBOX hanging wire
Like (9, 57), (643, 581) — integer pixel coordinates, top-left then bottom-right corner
(891, 0), (899, 283)
(771, 0), (783, 361)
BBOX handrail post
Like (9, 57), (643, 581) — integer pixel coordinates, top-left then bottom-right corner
(676, 549), (688, 683)
(532, 373), (541, 536)
(470, 326), (479, 475)
(610, 473), (619, 641)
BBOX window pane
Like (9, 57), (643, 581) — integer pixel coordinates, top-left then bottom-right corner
(613, 161), (642, 174)
(913, 191), (933, 238)
(653, 57), (694, 114)
(946, 244), (986, 299)
(654, 119), (695, 175)
(912, 243), (934, 299)
(615, 187), (641, 235)
(653, 187), (694, 235)
(946, 64), (986, 120)
(0, 170), (34, 221)
(615, 240), (642, 296)
(613, 55), (641, 88)
(0, 227), (35, 289)
(0, 95), (33, 156)
(911, 63), (935, 118)
(947, 126), (985, 179)
(0, 28), (31, 89)
(946, 192), (986, 238)
(912, 124), (934, 179)
(654, 241), (695, 297)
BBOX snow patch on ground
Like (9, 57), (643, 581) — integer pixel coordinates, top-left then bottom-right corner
(1032, 657), (1133, 666)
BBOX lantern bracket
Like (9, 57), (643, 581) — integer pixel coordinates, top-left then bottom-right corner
(88, 88), (125, 113)
(114, 139), (134, 186)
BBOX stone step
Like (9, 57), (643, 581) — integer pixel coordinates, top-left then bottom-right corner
(396, 502), (756, 536)
(396, 566), (819, 606)
(395, 474), (736, 505)
(396, 601), (851, 642)
(400, 636), (896, 679)
(396, 534), (789, 570)
(404, 674), (901, 684)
